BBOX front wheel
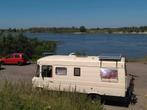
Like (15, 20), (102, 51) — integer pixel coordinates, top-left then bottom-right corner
(18, 62), (23, 66)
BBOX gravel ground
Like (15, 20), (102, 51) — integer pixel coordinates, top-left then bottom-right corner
(0, 62), (147, 110)
(0, 64), (36, 84)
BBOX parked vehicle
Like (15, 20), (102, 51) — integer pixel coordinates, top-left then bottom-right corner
(32, 54), (130, 98)
(0, 53), (29, 65)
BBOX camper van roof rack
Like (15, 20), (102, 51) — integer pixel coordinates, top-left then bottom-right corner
(99, 54), (122, 61)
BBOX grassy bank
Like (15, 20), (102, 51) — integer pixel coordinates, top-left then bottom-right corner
(0, 81), (103, 110)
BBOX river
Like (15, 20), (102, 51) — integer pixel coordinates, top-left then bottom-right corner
(26, 33), (147, 59)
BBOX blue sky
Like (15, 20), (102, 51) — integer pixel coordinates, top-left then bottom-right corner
(0, 0), (147, 28)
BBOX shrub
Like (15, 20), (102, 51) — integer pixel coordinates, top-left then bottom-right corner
(0, 33), (57, 58)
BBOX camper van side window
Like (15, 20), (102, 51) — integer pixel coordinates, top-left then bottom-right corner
(100, 68), (118, 82)
(42, 65), (52, 77)
(74, 68), (80, 76)
(56, 67), (67, 75)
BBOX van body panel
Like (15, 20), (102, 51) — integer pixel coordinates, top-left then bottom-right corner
(32, 55), (127, 97)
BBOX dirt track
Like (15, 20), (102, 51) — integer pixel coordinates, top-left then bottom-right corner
(0, 62), (147, 110)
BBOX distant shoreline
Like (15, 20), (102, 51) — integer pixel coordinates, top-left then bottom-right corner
(1, 26), (147, 35)
(72, 31), (147, 35)
(25, 31), (147, 35)
(107, 31), (147, 35)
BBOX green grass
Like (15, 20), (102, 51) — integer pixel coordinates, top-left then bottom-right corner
(0, 81), (103, 110)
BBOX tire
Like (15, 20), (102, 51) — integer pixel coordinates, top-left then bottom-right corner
(0, 61), (4, 69)
(87, 94), (102, 102)
(18, 62), (23, 66)
(0, 61), (4, 65)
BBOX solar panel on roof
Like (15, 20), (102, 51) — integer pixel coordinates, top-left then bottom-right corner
(99, 54), (122, 61)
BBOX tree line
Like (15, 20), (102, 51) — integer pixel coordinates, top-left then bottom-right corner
(97, 26), (147, 33)
(0, 33), (57, 58)
(1, 26), (147, 33)
(0, 26), (87, 33)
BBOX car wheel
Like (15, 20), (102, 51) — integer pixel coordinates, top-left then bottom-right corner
(0, 61), (4, 65)
(18, 62), (23, 66)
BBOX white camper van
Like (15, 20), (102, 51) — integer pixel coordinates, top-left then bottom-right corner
(32, 54), (129, 98)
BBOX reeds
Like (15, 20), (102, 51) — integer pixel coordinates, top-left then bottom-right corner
(0, 81), (103, 110)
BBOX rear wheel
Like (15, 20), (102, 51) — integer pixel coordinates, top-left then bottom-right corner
(0, 61), (4, 69)
(0, 61), (4, 65)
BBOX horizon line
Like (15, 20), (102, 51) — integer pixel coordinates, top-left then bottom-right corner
(1, 25), (147, 30)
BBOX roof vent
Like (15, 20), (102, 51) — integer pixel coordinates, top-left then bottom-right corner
(69, 52), (76, 56)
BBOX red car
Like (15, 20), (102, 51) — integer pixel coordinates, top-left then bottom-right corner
(0, 53), (29, 65)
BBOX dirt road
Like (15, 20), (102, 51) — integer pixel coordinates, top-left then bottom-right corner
(0, 62), (147, 110)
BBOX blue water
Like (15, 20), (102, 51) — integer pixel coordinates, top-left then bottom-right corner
(26, 33), (147, 58)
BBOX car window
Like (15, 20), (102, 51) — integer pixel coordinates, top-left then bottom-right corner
(6, 55), (13, 58)
(15, 54), (20, 58)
